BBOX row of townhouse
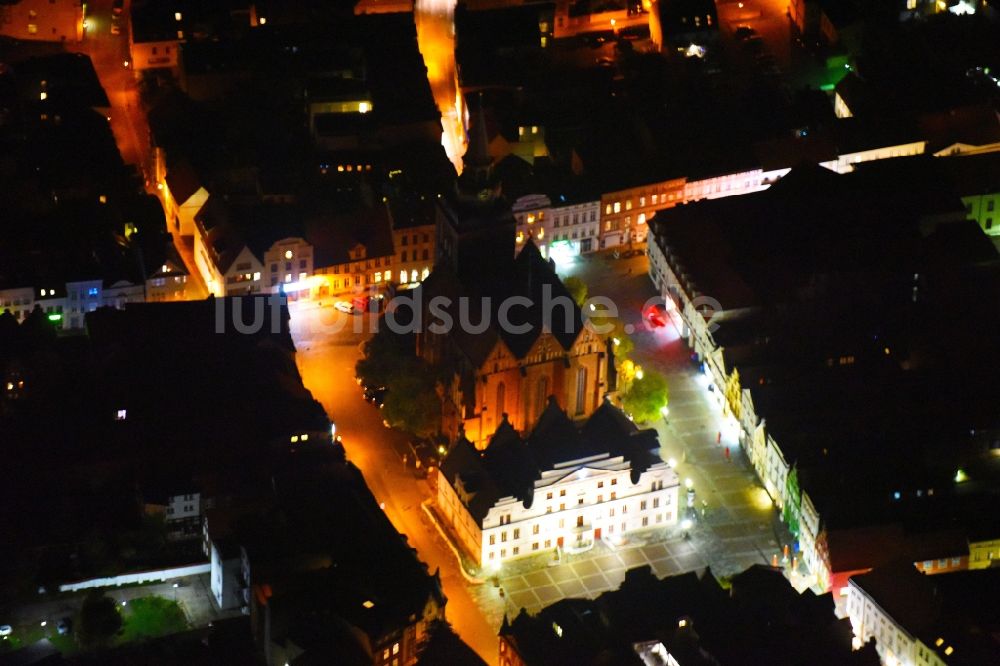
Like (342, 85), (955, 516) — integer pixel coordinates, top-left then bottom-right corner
(188, 192), (435, 301)
(646, 163), (1000, 595)
(0, 260), (192, 331)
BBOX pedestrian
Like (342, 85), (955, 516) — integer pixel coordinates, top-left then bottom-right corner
(716, 431), (721, 444)
(725, 446), (731, 462)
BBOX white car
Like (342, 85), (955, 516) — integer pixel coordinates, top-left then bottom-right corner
(334, 301), (354, 314)
(0, 625), (12, 637)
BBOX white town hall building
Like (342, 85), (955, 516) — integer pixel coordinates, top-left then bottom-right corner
(437, 398), (680, 567)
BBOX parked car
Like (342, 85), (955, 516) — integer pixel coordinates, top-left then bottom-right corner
(408, 438), (445, 475)
(56, 618), (72, 635)
(334, 300), (354, 314)
(364, 386), (387, 407)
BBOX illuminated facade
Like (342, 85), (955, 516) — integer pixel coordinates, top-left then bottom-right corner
(0, 0), (82, 43)
(437, 402), (679, 567)
(513, 195), (601, 257)
(392, 224), (435, 289)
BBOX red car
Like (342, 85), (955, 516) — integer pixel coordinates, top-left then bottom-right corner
(646, 307), (666, 328)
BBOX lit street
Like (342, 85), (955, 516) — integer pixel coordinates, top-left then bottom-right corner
(289, 249), (806, 650)
(290, 303), (500, 665)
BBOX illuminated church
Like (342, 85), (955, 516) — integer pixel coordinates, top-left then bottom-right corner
(417, 104), (612, 447)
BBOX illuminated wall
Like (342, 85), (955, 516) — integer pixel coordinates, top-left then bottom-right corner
(0, 0), (82, 43)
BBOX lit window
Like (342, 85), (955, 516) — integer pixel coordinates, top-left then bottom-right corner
(410, 270), (418, 283)
(253, 272), (261, 281)
(374, 272), (382, 283)
(392, 643), (400, 655)
(299, 272), (307, 280)
(613, 202), (621, 213)
(400, 271), (408, 284)
(116, 409), (127, 421)
(385, 270), (392, 281)
(421, 268), (430, 280)
(285, 250), (293, 259)
(531, 126), (538, 134)
(285, 274), (292, 283)
(174, 11), (182, 20)
(359, 101), (371, 113)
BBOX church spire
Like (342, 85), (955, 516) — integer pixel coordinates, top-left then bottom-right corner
(464, 93), (492, 172)
(456, 93), (501, 202)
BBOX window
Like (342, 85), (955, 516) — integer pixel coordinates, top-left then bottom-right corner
(545, 539), (551, 548)
(533, 524), (539, 535)
(489, 534), (495, 545)
(546, 492), (553, 500)
(513, 546), (519, 555)
(513, 528), (520, 539)
(611, 492), (616, 500)
(613, 202), (621, 213)
(598, 481), (604, 488)
(532, 542), (539, 550)
(653, 497), (660, 508)
(642, 516), (648, 526)
(598, 495), (603, 503)
(560, 489), (566, 497)
(501, 532), (507, 542)
(576, 516), (584, 527)
(611, 478), (617, 485)
(575, 367), (588, 415)
(578, 498), (584, 505)
(560, 503), (565, 511)
(640, 501), (647, 510)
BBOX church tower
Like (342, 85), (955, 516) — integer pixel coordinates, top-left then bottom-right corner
(435, 96), (516, 286)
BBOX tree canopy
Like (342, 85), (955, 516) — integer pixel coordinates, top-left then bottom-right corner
(621, 370), (669, 424)
(78, 591), (122, 648)
(563, 276), (588, 308)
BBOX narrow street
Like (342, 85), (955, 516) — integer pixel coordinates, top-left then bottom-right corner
(67, 0), (206, 295)
(290, 303), (500, 665)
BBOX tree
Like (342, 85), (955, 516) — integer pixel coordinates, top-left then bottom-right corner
(355, 327), (414, 389)
(78, 591), (122, 648)
(380, 361), (441, 438)
(357, 328), (442, 437)
(621, 370), (669, 424)
(563, 276), (588, 308)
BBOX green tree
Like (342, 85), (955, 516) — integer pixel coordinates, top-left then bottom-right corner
(381, 362), (441, 438)
(78, 591), (122, 648)
(563, 276), (588, 308)
(355, 328), (413, 389)
(621, 370), (669, 424)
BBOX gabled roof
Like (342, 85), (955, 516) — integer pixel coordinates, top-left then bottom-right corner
(439, 436), (501, 523)
(442, 403), (662, 524)
(527, 397), (598, 470)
